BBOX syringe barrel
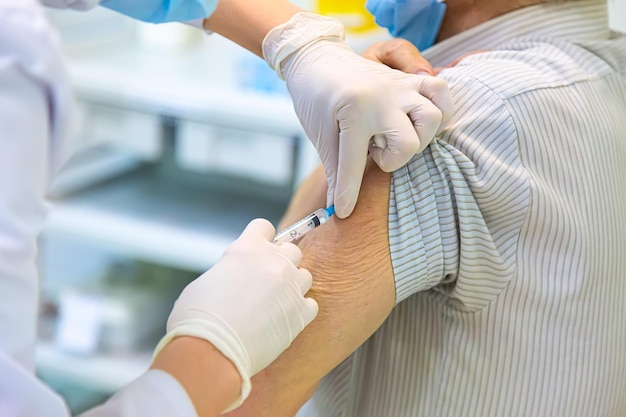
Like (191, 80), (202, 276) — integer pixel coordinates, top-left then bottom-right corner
(273, 208), (331, 244)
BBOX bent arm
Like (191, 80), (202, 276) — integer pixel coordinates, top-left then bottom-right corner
(224, 161), (396, 417)
(203, 0), (302, 57)
(82, 337), (237, 417)
(150, 337), (240, 417)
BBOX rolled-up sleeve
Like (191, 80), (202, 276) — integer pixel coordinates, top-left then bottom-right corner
(389, 143), (461, 304)
(389, 74), (530, 311)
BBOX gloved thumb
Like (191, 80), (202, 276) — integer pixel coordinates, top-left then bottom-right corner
(333, 115), (372, 218)
(321, 152), (339, 215)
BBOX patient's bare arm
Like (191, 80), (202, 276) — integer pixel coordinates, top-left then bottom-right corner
(224, 161), (396, 417)
(279, 165), (328, 229)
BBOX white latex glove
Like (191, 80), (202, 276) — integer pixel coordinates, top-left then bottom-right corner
(263, 13), (454, 218)
(153, 219), (318, 412)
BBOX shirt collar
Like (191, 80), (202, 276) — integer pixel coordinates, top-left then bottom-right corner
(423, 0), (611, 67)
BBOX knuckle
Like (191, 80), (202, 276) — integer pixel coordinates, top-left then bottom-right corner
(397, 136), (422, 155)
(422, 77), (450, 97)
(223, 241), (246, 258)
(430, 77), (450, 92)
(416, 106), (444, 128)
(300, 267), (313, 282)
(340, 84), (378, 109)
(382, 38), (414, 58)
(363, 41), (385, 58)
(226, 237), (263, 257)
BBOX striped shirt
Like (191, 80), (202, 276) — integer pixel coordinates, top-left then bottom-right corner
(298, 1), (626, 416)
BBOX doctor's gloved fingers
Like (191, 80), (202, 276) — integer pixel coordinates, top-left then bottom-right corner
(407, 98), (445, 153)
(240, 218), (276, 242)
(369, 114), (422, 172)
(301, 297), (320, 326)
(412, 75), (454, 127)
(319, 143), (340, 213)
(292, 267), (314, 294)
(333, 121), (373, 218)
(361, 39), (434, 75)
(275, 242), (304, 266)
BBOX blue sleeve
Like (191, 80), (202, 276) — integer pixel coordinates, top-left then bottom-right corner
(100, 0), (219, 23)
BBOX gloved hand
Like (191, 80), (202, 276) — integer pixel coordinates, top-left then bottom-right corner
(263, 13), (454, 218)
(153, 218), (318, 412)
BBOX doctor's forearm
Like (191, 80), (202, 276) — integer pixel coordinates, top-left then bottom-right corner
(151, 336), (241, 417)
(202, 0), (302, 57)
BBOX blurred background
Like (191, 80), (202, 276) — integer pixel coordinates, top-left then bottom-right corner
(36, 0), (390, 413)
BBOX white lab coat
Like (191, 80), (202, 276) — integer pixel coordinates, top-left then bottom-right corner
(0, 1), (196, 415)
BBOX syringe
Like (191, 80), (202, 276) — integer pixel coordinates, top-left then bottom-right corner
(273, 205), (335, 244)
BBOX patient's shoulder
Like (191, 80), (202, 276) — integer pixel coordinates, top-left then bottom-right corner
(438, 36), (614, 101)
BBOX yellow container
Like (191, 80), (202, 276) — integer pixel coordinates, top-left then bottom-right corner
(315, 0), (378, 33)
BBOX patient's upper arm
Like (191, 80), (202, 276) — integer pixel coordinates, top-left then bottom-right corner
(224, 161), (395, 417)
(224, 65), (532, 417)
